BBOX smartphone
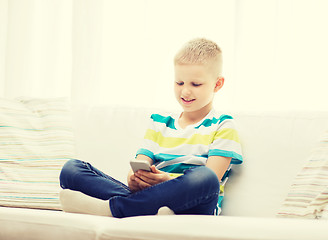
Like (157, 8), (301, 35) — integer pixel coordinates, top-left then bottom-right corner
(130, 159), (152, 173)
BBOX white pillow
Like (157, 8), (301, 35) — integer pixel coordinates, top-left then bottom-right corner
(0, 97), (75, 210)
(277, 130), (328, 218)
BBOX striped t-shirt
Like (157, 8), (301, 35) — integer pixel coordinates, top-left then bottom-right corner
(136, 109), (243, 214)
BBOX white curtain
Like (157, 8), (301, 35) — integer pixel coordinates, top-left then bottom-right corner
(233, 0), (328, 111)
(0, 0), (72, 98)
(1, 0), (327, 111)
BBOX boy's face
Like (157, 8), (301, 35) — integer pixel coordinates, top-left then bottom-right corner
(174, 63), (223, 115)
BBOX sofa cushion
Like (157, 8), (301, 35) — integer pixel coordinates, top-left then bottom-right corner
(2, 206), (328, 240)
(277, 130), (328, 218)
(0, 97), (75, 210)
(0, 206), (118, 240)
(98, 215), (328, 240)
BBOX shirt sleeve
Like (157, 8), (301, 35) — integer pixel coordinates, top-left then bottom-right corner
(208, 117), (243, 165)
(136, 114), (158, 162)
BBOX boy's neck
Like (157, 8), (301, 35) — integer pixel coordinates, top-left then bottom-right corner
(178, 106), (213, 128)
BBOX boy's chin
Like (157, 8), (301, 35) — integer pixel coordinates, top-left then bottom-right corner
(180, 106), (197, 113)
(180, 104), (213, 115)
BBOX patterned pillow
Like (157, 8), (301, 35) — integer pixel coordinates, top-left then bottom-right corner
(277, 130), (328, 218)
(320, 202), (328, 219)
(0, 97), (75, 210)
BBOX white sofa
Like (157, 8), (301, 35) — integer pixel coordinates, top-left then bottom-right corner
(1, 105), (328, 240)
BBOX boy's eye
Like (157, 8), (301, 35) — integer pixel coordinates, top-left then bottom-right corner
(176, 82), (184, 86)
(192, 83), (202, 87)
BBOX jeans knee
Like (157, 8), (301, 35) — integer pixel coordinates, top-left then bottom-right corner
(59, 159), (83, 188)
(184, 166), (220, 193)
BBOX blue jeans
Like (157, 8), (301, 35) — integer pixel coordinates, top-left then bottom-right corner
(59, 159), (219, 218)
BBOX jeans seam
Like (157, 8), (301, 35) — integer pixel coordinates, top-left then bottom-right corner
(174, 191), (219, 212)
(109, 196), (120, 218)
(83, 161), (130, 192)
(129, 177), (175, 199)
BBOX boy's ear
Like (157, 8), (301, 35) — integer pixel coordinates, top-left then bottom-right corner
(214, 77), (224, 92)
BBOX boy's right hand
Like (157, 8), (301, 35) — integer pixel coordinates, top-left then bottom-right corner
(128, 155), (155, 192)
(128, 170), (152, 192)
(128, 171), (143, 192)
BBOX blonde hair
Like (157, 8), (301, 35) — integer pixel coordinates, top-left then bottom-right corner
(174, 38), (223, 76)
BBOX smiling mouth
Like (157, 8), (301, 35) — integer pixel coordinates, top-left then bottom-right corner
(181, 98), (195, 104)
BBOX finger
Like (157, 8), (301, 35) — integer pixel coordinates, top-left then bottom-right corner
(135, 176), (151, 189)
(144, 167), (164, 181)
(138, 171), (168, 186)
(128, 176), (142, 192)
(150, 165), (159, 173)
(130, 174), (136, 181)
(138, 168), (160, 177)
(136, 170), (160, 185)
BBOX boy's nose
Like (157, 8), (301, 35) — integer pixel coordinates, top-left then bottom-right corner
(181, 87), (191, 96)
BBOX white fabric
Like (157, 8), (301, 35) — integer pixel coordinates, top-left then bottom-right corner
(72, 106), (328, 217)
(0, 206), (117, 240)
(278, 131), (328, 218)
(2, 206), (328, 240)
(98, 215), (328, 240)
(321, 205), (328, 220)
(2, 106), (328, 239)
(222, 111), (328, 217)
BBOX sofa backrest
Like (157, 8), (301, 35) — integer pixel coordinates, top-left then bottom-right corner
(72, 105), (328, 218)
(224, 111), (328, 217)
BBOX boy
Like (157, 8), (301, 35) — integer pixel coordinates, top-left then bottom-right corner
(59, 38), (243, 217)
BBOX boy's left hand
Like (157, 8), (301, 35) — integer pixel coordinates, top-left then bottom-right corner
(134, 166), (173, 190)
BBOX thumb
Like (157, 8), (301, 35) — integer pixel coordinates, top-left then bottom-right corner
(151, 165), (160, 173)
